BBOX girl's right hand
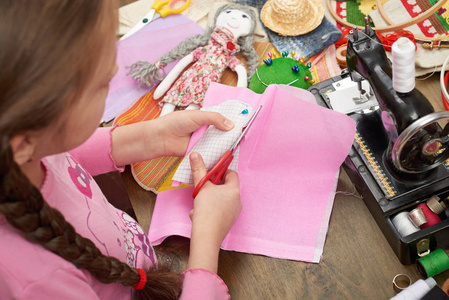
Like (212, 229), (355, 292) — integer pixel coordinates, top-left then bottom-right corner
(187, 152), (241, 273)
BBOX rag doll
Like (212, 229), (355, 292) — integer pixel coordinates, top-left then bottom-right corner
(128, 4), (258, 116)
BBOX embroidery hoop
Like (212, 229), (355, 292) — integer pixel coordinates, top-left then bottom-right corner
(255, 68), (299, 87)
(326, 0), (449, 42)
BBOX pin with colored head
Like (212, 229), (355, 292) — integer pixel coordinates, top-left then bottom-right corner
(292, 65), (300, 72)
(263, 58), (273, 66)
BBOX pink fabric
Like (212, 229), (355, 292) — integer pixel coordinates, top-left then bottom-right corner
(149, 83), (356, 263)
(0, 127), (227, 298)
(180, 269), (230, 300)
(161, 27), (242, 108)
(102, 14), (204, 122)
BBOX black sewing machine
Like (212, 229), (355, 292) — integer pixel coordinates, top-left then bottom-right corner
(308, 22), (449, 264)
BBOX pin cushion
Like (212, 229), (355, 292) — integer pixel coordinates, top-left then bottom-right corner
(249, 54), (314, 94)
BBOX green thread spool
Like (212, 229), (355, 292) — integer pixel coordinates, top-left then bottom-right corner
(416, 248), (449, 278)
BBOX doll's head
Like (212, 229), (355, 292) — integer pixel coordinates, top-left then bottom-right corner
(128, 4), (259, 88)
(214, 5), (257, 39)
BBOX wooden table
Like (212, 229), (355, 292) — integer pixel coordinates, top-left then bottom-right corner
(119, 74), (449, 299)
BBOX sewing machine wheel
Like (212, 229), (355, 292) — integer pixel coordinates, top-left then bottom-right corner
(392, 112), (449, 173)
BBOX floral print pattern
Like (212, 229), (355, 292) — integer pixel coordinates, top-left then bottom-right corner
(119, 212), (156, 267)
(161, 26), (243, 108)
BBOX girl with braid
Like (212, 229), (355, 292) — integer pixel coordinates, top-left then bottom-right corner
(0, 1), (241, 299)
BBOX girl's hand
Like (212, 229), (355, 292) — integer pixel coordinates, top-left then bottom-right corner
(150, 110), (234, 158)
(187, 152), (241, 273)
(111, 110), (234, 167)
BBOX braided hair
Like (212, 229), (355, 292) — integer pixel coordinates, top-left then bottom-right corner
(127, 4), (259, 87)
(0, 1), (181, 298)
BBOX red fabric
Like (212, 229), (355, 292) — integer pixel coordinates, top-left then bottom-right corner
(418, 203), (441, 229)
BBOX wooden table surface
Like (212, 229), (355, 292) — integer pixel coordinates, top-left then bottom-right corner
(117, 1), (448, 298)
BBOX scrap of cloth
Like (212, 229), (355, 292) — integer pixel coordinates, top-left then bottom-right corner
(172, 100), (254, 184)
(149, 83), (356, 263)
(103, 14), (204, 122)
(231, 0), (342, 60)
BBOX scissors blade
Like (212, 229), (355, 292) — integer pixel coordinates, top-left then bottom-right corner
(230, 105), (262, 152)
(120, 9), (156, 40)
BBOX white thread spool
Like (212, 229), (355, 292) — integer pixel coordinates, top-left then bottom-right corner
(392, 37), (415, 93)
(392, 212), (420, 237)
(390, 278), (436, 300)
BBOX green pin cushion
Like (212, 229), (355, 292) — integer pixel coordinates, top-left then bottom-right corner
(249, 57), (313, 94)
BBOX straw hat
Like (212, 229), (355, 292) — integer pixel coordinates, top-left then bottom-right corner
(260, 0), (324, 36)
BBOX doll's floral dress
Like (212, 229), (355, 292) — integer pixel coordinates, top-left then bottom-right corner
(160, 26), (243, 108)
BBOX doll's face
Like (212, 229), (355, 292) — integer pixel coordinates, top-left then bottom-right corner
(216, 9), (252, 39)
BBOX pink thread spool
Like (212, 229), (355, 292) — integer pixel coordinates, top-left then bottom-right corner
(417, 203), (441, 229)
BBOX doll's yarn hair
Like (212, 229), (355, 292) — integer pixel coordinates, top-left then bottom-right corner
(0, 1), (181, 299)
(128, 4), (258, 87)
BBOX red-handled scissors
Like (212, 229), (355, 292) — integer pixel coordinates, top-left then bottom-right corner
(192, 105), (262, 198)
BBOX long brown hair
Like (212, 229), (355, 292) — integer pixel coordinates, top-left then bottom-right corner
(0, 1), (181, 298)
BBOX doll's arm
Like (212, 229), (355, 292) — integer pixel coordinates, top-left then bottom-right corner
(154, 53), (194, 100)
(235, 64), (248, 88)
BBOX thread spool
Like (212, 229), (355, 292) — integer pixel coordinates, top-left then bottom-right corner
(392, 212), (420, 237)
(336, 45), (347, 68)
(392, 37), (415, 93)
(416, 248), (449, 278)
(420, 286), (449, 300)
(390, 277), (437, 300)
(417, 203), (441, 229)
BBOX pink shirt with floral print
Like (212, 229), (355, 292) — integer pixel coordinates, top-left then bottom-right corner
(161, 26), (243, 108)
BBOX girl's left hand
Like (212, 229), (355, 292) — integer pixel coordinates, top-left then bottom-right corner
(148, 110), (235, 158)
(112, 110), (234, 167)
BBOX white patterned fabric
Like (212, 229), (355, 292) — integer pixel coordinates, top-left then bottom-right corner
(173, 100), (255, 184)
